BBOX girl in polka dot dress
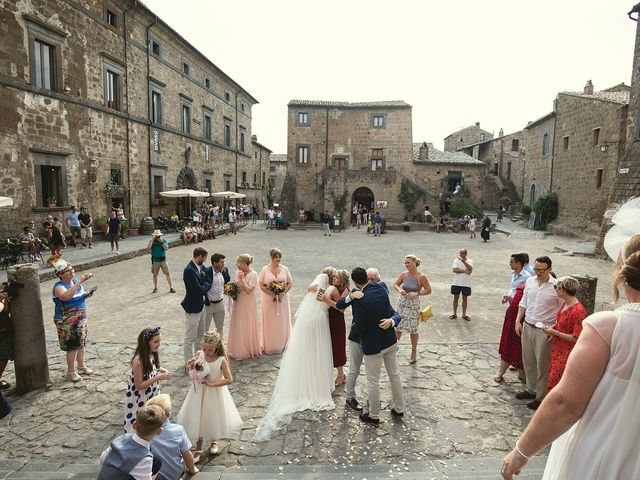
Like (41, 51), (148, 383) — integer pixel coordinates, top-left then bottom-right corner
(123, 327), (172, 433)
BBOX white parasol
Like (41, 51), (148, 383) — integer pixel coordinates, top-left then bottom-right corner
(211, 191), (246, 199)
(159, 189), (210, 198)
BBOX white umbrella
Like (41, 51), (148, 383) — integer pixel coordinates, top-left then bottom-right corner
(211, 191), (246, 199)
(159, 189), (210, 198)
(0, 196), (14, 208)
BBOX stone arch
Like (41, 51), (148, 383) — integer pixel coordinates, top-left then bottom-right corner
(177, 166), (197, 190)
(352, 186), (375, 214)
(529, 183), (537, 206)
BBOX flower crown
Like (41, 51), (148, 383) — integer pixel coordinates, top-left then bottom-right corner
(143, 326), (161, 341)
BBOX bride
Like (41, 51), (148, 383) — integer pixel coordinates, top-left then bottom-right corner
(254, 270), (335, 441)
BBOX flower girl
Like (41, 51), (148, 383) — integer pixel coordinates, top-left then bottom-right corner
(176, 330), (242, 463)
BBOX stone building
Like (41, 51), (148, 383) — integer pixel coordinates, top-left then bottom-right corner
(0, 0), (267, 236)
(235, 135), (271, 209)
(443, 122), (493, 153)
(280, 100), (485, 222)
(269, 153), (287, 203)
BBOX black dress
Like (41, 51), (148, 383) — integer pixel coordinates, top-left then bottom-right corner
(481, 217), (491, 241)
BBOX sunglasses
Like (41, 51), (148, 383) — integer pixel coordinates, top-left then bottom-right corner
(533, 267), (549, 273)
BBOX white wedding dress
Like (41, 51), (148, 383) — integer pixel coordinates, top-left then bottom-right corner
(254, 273), (335, 441)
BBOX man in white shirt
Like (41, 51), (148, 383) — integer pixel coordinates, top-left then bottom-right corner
(266, 208), (275, 229)
(204, 253), (230, 338)
(514, 255), (563, 409)
(450, 249), (473, 321)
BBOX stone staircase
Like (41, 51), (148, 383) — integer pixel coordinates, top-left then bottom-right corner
(0, 456), (548, 479)
(501, 179), (522, 212)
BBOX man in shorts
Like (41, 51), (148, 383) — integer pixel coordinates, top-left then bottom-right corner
(450, 248), (473, 321)
(78, 207), (93, 248)
(148, 230), (176, 294)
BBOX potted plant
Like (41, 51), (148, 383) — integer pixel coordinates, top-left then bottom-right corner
(94, 215), (108, 234)
(120, 218), (129, 238)
(46, 196), (57, 208)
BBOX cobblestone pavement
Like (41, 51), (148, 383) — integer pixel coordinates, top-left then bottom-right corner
(0, 225), (615, 468)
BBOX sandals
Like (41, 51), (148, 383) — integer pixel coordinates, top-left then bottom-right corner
(67, 372), (82, 382)
(0, 380), (10, 390)
(193, 450), (203, 463)
(335, 374), (346, 386)
(449, 314), (457, 319)
(493, 373), (504, 384)
(462, 316), (471, 321)
(77, 366), (93, 375)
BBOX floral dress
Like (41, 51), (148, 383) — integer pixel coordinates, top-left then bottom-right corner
(547, 302), (586, 391)
(396, 274), (421, 334)
(123, 356), (160, 433)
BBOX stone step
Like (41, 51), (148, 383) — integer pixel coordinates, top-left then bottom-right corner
(0, 456), (548, 479)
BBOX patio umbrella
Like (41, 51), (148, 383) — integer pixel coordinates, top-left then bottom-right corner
(0, 197), (13, 208)
(159, 189), (210, 216)
(211, 191), (246, 199)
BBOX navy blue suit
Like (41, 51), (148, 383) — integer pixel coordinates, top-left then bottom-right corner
(337, 282), (400, 356)
(181, 261), (212, 314)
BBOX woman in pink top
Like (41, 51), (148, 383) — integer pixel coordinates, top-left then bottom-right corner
(258, 248), (293, 354)
(227, 254), (261, 360)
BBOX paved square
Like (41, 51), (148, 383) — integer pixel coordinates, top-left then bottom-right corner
(0, 225), (615, 468)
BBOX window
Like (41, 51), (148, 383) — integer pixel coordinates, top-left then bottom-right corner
(239, 127), (246, 152)
(241, 103), (245, 112)
(110, 168), (121, 185)
(224, 175), (231, 191)
(511, 139), (519, 151)
(27, 17), (66, 93)
(153, 175), (163, 200)
(447, 171), (462, 192)
(103, 60), (124, 111)
(181, 100), (191, 134)
(596, 169), (603, 189)
(242, 171), (247, 183)
(262, 171), (266, 185)
(297, 145), (310, 163)
(106, 9), (117, 27)
(480, 133), (486, 141)
(203, 110), (212, 141)
(224, 118), (232, 147)
(563, 136), (569, 151)
(494, 163), (499, 175)
(371, 148), (384, 157)
(542, 133), (550, 158)
(34, 152), (68, 207)
(204, 75), (211, 89)
(224, 91), (230, 102)
(253, 173), (257, 184)
(182, 60), (190, 76)
(150, 87), (162, 124)
(33, 39), (56, 90)
(371, 114), (386, 128)
(297, 112), (310, 126)
(592, 128), (600, 146)
(334, 157), (347, 170)
(205, 177), (212, 194)
(151, 40), (161, 56)
(371, 158), (384, 171)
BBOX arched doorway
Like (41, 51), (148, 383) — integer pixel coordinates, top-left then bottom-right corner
(529, 183), (537, 206)
(352, 187), (374, 224)
(176, 167), (198, 218)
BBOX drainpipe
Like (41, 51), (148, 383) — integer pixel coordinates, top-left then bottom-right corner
(550, 113), (557, 193)
(123, 5), (132, 222)
(146, 13), (158, 216)
(235, 91), (239, 202)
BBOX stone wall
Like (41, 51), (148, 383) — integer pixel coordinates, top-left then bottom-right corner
(444, 123), (493, 152)
(0, 0), (264, 237)
(522, 115), (555, 207)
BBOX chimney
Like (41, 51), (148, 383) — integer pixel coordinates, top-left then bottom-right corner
(419, 142), (429, 160)
(584, 80), (594, 95)
(475, 122), (480, 127)
(251, 134), (257, 141)
(499, 128), (504, 137)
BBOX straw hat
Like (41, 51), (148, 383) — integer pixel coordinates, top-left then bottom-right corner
(152, 229), (163, 237)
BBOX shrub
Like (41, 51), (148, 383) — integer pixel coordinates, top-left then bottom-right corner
(499, 196), (512, 207)
(521, 205), (532, 216)
(450, 198), (483, 219)
(397, 179), (424, 213)
(532, 192), (558, 230)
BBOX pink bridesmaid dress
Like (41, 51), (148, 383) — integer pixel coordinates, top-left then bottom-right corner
(259, 265), (292, 354)
(227, 270), (261, 360)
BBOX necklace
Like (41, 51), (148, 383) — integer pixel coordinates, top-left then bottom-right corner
(616, 303), (640, 312)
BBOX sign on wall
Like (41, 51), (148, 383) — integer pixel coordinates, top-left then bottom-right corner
(204, 145), (210, 162)
(376, 201), (388, 208)
(153, 129), (161, 153)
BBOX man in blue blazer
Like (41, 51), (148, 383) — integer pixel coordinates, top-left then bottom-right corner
(337, 267), (405, 425)
(181, 246), (211, 365)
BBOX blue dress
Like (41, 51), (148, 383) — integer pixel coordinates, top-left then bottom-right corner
(123, 356), (160, 433)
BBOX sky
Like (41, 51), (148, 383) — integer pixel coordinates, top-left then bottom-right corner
(143, 0), (636, 153)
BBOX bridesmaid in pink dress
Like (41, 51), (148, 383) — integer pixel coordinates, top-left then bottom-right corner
(258, 248), (293, 354)
(227, 254), (261, 360)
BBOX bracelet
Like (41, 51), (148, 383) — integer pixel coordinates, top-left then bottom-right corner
(515, 440), (531, 460)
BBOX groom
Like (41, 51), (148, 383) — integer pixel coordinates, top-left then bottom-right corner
(337, 267), (405, 425)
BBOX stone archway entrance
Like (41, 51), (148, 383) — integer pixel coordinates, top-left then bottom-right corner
(176, 167), (198, 218)
(352, 187), (374, 224)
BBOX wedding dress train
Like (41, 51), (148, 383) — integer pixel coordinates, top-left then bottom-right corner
(254, 273), (334, 441)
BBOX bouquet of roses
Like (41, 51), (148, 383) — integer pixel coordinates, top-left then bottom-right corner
(268, 280), (286, 302)
(190, 356), (210, 390)
(224, 281), (239, 300)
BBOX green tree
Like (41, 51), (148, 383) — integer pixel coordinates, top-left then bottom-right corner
(332, 190), (349, 219)
(532, 192), (558, 230)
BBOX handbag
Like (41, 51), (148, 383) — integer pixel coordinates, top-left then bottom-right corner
(419, 305), (433, 322)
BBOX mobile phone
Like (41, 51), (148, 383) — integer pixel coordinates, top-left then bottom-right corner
(88, 286), (98, 295)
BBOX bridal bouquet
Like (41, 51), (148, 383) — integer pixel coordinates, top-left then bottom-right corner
(268, 280), (286, 301)
(224, 281), (239, 300)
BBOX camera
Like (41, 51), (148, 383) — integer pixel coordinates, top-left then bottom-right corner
(1, 281), (24, 299)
